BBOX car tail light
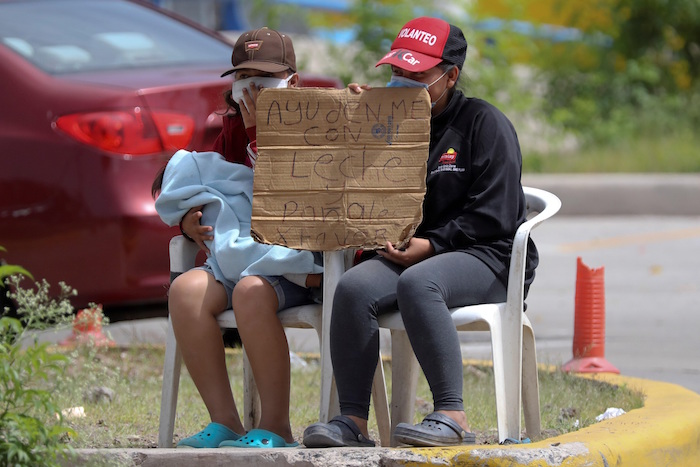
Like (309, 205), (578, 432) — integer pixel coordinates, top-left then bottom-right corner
(55, 108), (194, 156)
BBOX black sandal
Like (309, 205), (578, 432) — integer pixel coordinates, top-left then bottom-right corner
(393, 412), (476, 447)
(302, 415), (376, 448)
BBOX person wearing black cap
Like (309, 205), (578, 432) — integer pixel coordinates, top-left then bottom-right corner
(157, 27), (321, 449)
(303, 17), (538, 448)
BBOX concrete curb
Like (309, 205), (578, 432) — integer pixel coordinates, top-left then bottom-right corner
(399, 374), (700, 466)
(521, 173), (700, 216)
(68, 372), (700, 467)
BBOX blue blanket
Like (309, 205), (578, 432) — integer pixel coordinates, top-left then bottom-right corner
(155, 150), (322, 283)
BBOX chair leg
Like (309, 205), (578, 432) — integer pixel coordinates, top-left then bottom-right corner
(522, 325), (541, 439)
(242, 349), (261, 431)
(318, 333), (339, 423)
(491, 311), (523, 442)
(389, 330), (420, 447)
(371, 354), (391, 446)
(319, 250), (345, 423)
(158, 316), (183, 447)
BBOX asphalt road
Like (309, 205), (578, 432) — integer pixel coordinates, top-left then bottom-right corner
(445, 214), (700, 395)
(519, 215), (700, 394)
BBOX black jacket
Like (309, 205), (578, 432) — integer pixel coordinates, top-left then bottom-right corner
(417, 90), (538, 294)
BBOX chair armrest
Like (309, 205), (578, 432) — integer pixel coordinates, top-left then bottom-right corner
(521, 187), (562, 232)
(505, 187), (562, 309)
(169, 235), (201, 277)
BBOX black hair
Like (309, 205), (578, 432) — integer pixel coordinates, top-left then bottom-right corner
(440, 61), (461, 79)
(151, 165), (166, 199)
(223, 88), (239, 112)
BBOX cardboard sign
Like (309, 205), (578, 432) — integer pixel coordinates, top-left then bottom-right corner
(251, 87), (430, 251)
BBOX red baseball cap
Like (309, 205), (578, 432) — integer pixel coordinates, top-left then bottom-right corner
(376, 17), (468, 72)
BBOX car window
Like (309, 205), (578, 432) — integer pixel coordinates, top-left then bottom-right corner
(0, 0), (232, 74)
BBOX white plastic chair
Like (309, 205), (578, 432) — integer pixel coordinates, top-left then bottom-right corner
(157, 237), (392, 447)
(375, 186), (561, 445)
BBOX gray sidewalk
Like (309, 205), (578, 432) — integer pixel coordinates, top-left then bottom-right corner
(522, 173), (700, 216)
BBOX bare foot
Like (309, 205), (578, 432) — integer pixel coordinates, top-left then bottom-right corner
(347, 415), (371, 438)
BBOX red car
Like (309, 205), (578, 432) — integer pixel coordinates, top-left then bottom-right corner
(0, 0), (342, 310)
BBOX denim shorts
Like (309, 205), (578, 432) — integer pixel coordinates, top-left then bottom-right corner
(196, 263), (314, 311)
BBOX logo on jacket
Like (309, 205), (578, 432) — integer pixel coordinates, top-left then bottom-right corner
(439, 148), (457, 164)
(431, 147), (465, 175)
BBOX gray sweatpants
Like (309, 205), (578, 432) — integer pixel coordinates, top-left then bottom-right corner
(330, 252), (506, 420)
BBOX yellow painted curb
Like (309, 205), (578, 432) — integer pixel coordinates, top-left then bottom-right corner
(399, 373), (700, 466)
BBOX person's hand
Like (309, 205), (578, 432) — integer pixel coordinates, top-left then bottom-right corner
(238, 81), (260, 128)
(376, 237), (434, 268)
(348, 83), (372, 94)
(181, 206), (213, 254)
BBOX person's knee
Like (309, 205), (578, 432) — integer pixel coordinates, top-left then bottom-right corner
(396, 270), (441, 321)
(333, 275), (356, 305)
(333, 270), (374, 320)
(168, 270), (226, 321)
(168, 272), (206, 316)
(232, 276), (277, 323)
(397, 269), (432, 301)
(336, 263), (378, 301)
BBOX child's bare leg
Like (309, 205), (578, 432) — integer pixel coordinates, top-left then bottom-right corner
(169, 269), (245, 435)
(232, 276), (293, 442)
(306, 273), (322, 288)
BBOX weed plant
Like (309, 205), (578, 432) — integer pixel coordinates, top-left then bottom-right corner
(0, 273), (77, 467)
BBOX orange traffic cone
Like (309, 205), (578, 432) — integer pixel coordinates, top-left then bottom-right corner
(60, 304), (115, 347)
(562, 257), (619, 373)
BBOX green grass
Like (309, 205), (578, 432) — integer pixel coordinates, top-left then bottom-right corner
(47, 345), (644, 448)
(383, 360), (644, 444)
(523, 130), (700, 173)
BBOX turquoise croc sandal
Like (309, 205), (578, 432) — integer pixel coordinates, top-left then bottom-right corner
(176, 422), (241, 448)
(219, 428), (299, 448)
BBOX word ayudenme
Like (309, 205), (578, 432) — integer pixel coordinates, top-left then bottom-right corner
(262, 96), (427, 147)
(261, 95), (429, 127)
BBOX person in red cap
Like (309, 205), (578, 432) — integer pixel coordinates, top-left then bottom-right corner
(154, 27), (322, 449)
(303, 17), (538, 448)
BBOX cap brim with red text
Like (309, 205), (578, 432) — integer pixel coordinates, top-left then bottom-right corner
(376, 17), (467, 72)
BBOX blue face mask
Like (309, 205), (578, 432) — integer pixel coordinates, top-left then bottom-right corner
(386, 70), (449, 107)
(386, 75), (430, 89)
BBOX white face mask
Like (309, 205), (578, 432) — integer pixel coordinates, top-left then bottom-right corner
(232, 75), (292, 111)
